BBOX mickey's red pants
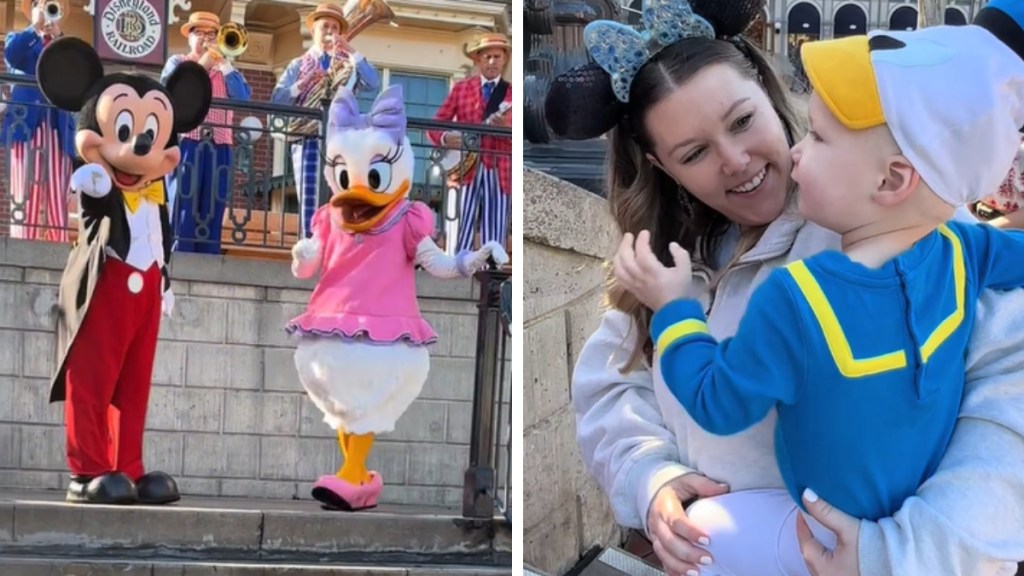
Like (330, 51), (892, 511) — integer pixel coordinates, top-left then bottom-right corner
(64, 258), (162, 480)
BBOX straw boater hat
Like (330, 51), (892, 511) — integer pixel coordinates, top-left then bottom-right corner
(304, 3), (350, 35)
(180, 11), (222, 37)
(463, 32), (511, 59)
(22, 0), (66, 20)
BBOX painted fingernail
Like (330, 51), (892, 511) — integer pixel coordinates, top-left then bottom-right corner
(803, 488), (819, 503)
(698, 536), (710, 546)
(687, 570), (699, 576)
(700, 556), (712, 565)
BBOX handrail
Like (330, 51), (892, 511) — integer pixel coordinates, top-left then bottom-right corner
(0, 73), (512, 138)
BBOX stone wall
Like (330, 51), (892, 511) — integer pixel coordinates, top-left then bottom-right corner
(523, 168), (623, 574)
(0, 237), (485, 508)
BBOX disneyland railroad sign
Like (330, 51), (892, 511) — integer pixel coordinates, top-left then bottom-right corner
(94, 0), (168, 66)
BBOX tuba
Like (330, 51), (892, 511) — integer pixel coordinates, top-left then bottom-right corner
(285, 0), (395, 138)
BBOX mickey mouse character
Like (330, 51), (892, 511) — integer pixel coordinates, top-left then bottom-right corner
(37, 37), (212, 505)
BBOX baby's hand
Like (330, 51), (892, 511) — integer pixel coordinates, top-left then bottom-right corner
(70, 164), (112, 198)
(613, 230), (692, 312)
(291, 237), (321, 263)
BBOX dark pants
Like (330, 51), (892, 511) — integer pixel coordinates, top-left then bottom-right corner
(174, 138), (232, 254)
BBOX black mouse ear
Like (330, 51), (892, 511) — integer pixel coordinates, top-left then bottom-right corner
(165, 61), (212, 134)
(36, 37), (104, 112)
(975, 0), (1024, 63)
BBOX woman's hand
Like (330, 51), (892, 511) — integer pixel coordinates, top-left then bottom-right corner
(613, 230), (692, 312)
(796, 489), (861, 576)
(648, 473), (730, 576)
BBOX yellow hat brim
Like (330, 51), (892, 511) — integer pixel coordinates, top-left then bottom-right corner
(802, 35), (886, 130)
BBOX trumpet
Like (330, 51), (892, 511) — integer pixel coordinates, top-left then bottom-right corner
(216, 22), (249, 58)
(42, 0), (63, 23)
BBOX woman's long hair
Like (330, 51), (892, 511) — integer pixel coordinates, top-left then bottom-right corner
(605, 36), (805, 372)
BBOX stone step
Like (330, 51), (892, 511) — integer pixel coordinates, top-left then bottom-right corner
(0, 491), (510, 567)
(0, 556), (513, 575)
(574, 548), (665, 576)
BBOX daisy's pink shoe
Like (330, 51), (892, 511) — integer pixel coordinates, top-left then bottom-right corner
(311, 472), (383, 511)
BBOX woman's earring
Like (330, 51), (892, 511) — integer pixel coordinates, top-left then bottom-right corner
(678, 186), (696, 220)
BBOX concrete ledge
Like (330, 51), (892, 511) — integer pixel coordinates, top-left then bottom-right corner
(524, 168), (617, 260)
(0, 557), (514, 575)
(0, 492), (510, 565)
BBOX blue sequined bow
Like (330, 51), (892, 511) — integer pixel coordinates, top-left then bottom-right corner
(583, 0), (715, 103)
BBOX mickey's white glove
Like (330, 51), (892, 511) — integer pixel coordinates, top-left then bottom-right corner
(162, 288), (175, 318)
(70, 163), (112, 198)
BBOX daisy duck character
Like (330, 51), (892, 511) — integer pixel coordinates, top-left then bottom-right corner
(286, 84), (508, 511)
(39, 37), (212, 504)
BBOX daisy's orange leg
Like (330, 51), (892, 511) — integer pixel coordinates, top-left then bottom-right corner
(335, 429), (349, 476)
(338, 433), (374, 484)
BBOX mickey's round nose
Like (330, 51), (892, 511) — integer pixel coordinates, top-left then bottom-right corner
(133, 133), (153, 156)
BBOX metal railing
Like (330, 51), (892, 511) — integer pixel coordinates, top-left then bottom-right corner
(0, 73), (512, 256)
(463, 267), (512, 523)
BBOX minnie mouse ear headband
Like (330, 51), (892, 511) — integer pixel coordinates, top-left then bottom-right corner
(544, 0), (763, 140)
(584, 0), (713, 103)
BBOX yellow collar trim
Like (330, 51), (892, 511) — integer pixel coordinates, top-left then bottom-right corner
(784, 224), (964, 378)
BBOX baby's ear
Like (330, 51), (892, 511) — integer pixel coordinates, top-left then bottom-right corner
(874, 156), (920, 207)
(165, 61), (212, 134)
(37, 37), (104, 112)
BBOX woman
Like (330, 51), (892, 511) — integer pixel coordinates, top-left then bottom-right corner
(548, 1), (1024, 575)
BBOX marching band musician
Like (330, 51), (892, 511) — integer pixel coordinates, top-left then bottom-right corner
(427, 32), (512, 257)
(161, 11), (252, 255)
(271, 2), (380, 239)
(3, 0), (75, 242)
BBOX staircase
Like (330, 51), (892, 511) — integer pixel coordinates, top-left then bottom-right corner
(0, 490), (511, 575)
(526, 548), (666, 576)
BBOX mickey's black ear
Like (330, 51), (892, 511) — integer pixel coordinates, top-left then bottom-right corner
(165, 61), (212, 134)
(36, 37), (104, 112)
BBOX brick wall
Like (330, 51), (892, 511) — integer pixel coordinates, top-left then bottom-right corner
(0, 237), (510, 508)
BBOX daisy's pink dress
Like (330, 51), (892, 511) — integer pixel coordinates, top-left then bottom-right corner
(285, 199), (437, 345)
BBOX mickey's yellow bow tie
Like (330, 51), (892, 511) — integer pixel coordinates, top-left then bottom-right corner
(122, 180), (166, 214)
